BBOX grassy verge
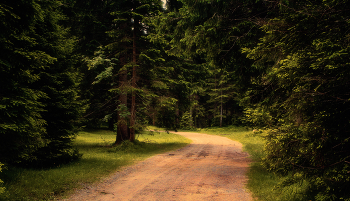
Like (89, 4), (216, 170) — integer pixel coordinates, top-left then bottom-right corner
(194, 126), (308, 201)
(0, 129), (191, 201)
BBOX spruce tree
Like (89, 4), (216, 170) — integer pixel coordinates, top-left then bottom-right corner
(30, 0), (83, 166)
(0, 0), (47, 164)
(62, 0), (120, 129)
(87, 0), (163, 143)
(0, 0), (82, 167)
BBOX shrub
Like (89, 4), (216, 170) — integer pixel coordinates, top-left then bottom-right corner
(0, 163), (5, 194)
(179, 111), (194, 130)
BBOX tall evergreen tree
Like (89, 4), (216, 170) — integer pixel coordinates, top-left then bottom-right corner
(0, 0), (47, 164)
(61, 0), (120, 129)
(30, 0), (83, 166)
(87, 0), (163, 143)
(0, 0), (82, 167)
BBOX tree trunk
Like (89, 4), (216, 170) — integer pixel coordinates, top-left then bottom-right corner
(115, 56), (129, 145)
(153, 113), (156, 126)
(108, 113), (114, 130)
(175, 104), (179, 130)
(189, 95), (193, 128)
(220, 89), (223, 127)
(129, 16), (138, 142)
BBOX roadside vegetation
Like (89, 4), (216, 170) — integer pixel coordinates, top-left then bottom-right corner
(0, 129), (191, 201)
(195, 126), (308, 201)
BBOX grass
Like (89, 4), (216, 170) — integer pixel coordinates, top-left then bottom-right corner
(0, 129), (191, 201)
(0, 126), (309, 201)
(193, 126), (308, 201)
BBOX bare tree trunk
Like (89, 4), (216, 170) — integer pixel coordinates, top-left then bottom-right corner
(220, 89), (223, 127)
(115, 56), (129, 145)
(175, 103), (179, 131)
(108, 113), (115, 130)
(153, 113), (156, 126)
(130, 15), (138, 142)
(189, 95), (193, 128)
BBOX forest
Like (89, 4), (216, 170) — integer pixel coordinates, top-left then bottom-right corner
(1, 0), (350, 200)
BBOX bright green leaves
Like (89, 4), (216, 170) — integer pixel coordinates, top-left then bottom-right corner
(242, 107), (273, 127)
(117, 104), (131, 119)
(85, 48), (118, 84)
(151, 80), (169, 90)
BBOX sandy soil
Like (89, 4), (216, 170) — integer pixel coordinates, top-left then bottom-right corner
(64, 132), (253, 201)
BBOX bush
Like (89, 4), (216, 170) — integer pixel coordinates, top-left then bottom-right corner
(263, 124), (350, 200)
(179, 111), (194, 130)
(0, 163), (5, 194)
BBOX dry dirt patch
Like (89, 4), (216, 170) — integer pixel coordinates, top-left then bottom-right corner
(64, 132), (252, 201)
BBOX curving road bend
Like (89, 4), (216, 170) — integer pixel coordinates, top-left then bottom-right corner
(65, 132), (253, 201)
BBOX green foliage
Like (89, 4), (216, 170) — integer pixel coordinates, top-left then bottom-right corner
(243, 0), (350, 199)
(25, 0), (83, 167)
(149, 0), (266, 129)
(179, 111), (194, 130)
(0, 0), (83, 167)
(82, 0), (166, 140)
(153, 96), (178, 130)
(0, 163), (4, 195)
(61, 0), (122, 129)
(0, 0), (48, 164)
(241, 106), (273, 128)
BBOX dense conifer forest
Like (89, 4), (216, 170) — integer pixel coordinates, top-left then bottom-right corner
(1, 0), (350, 199)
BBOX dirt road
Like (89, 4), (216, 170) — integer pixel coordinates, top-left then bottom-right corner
(65, 132), (253, 201)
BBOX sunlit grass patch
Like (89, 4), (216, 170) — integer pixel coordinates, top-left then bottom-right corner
(0, 129), (191, 201)
(146, 125), (168, 132)
(248, 163), (309, 201)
